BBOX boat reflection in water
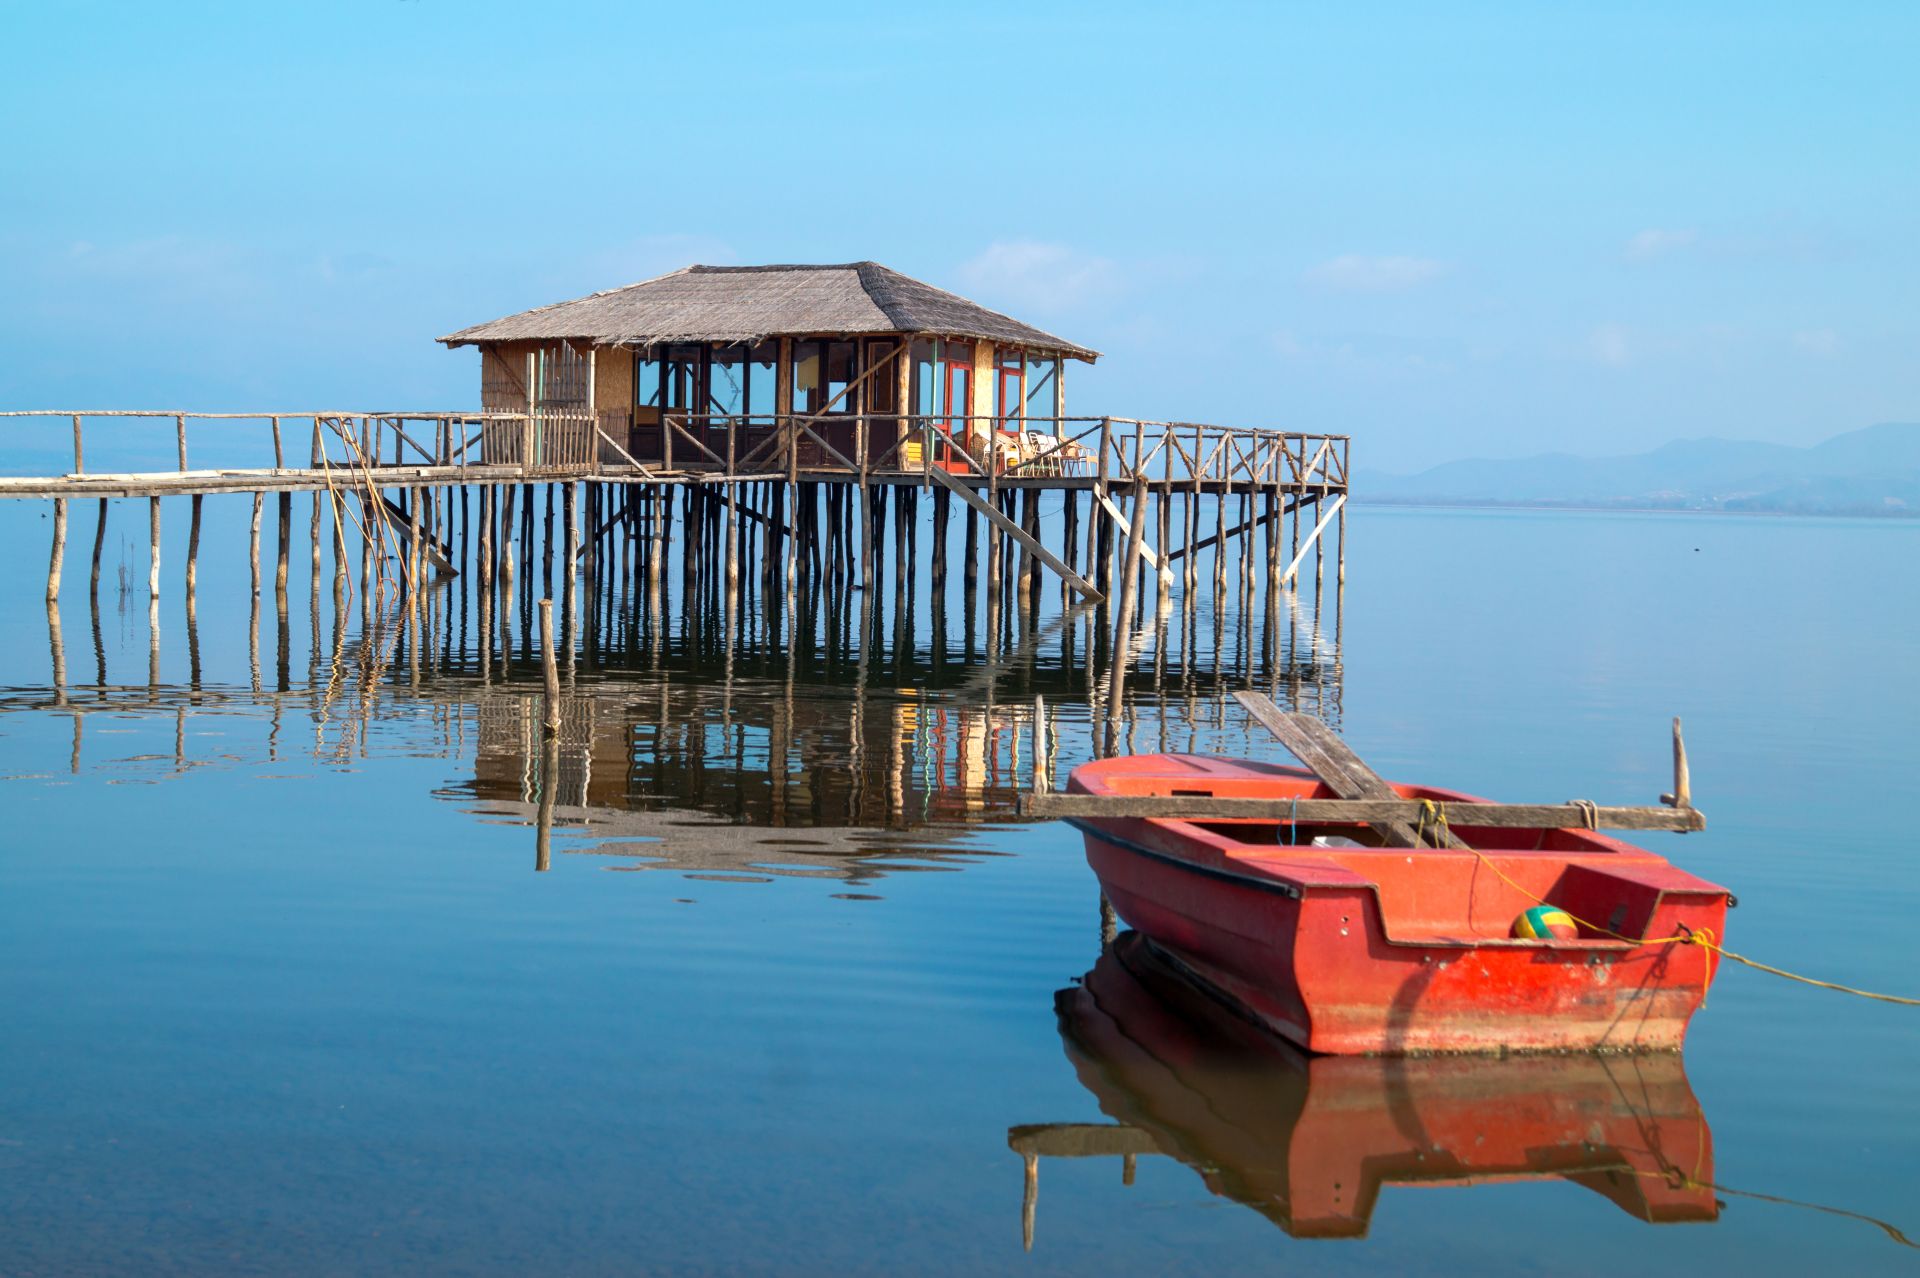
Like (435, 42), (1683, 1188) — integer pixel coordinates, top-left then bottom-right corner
(1009, 931), (1717, 1246)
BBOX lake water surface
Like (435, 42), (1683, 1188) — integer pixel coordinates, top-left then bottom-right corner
(2, 500), (1915, 1275)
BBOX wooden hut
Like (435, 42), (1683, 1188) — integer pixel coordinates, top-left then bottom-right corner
(438, 262), (1100, 474)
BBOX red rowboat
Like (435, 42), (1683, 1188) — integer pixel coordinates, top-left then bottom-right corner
(1013, 931), (1717, 1239)
(1067, 753), (1731, 1055)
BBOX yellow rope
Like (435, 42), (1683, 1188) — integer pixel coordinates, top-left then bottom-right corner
(1415, 799), (1920, 1008)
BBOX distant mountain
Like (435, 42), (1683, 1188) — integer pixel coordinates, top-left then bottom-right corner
(1364, 423), (1920, 516)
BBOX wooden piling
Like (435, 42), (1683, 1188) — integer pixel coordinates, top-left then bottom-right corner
(186, 494), (203, 598)
(148, 497), (162, 600)
(90, 498), (107, 598)
(276, 492), (291, 595)
(249, 493), (262, 596)
(1103, 422), (1150, 753)
(539, 598), (561, 737)
(47, 498), (66, 602)
(1336, 498), (1347, 585)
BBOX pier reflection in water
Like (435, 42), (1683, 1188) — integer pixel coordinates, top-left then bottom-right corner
(1014, 932), (1718, 1246)
(15, 535), (1342, 883)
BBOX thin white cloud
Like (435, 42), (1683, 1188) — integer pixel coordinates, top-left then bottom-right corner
(1792, 328), (1840, 356)
(956, 241), (1118, 313)
(1303, 254), (1446, 293)
(1271, 329), (1456, 375)
(1586, 323), (1632, 366)
(1623, 228), (1697, 262)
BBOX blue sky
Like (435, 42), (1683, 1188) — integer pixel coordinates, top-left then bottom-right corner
(2, 1), (1914, 469)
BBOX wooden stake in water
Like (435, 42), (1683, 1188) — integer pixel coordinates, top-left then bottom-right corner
(538, 598), (561, 738)
(148, 496), (162, 600)
(1032, 695), (1049, 795)
(47, 498), (66, 602)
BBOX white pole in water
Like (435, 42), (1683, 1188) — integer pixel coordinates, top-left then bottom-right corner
(1033, 695), (1048, 795)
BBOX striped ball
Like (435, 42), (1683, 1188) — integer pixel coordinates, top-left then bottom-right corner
(1512, 905), (1579, 941)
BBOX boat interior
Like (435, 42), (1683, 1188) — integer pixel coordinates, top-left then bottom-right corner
(1092, 759), (1723, 946)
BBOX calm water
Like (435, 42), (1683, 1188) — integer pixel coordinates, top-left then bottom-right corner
(1, 498), (1916, 1275)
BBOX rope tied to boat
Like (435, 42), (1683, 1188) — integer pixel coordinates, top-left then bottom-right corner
(1452, 823), (1920, 1008)
(1414, 798), (1450, 845)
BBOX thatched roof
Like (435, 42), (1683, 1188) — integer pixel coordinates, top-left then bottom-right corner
(438, 262), (1099, 361)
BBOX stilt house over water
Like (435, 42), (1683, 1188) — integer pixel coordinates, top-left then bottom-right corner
(438, 261), (1099, 473)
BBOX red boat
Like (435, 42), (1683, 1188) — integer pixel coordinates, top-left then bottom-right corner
(1010, 932), (1718, 1241)
(1067, 753), (1732, 1055)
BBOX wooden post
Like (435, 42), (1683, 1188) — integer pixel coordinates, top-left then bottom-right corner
(963, 495), (979, 604)
(175, 414), (187, 472)
(501, 483), (517, 589)
(71, 414), (83, 475)
(1103, 421), (1150, 754)
(186, 494), (203, 597)
(238, 491), (258, 599)
(725, 426), (740, 604)
(1336, 497), (1347, 585)
(271, 416), (284, 468)
(1032, 694), (1048, 795)
(564, 481), (578, 628)
(46, 498), (66, 602)
(90, 498), (107, 598)
(1187, 423), (1202, 599)
(275, 492), (291, 595)
(1156, 471), (1172, 613)
(148, 497), (162, 599)
(987, 449), (1002, 607)
(539, 598), (561, 737)
(1093, 417), (1113, 596)
(1663, 717), (1692, 809)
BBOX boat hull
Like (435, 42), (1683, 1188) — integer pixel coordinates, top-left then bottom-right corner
(1072, 755), (1730, 1055)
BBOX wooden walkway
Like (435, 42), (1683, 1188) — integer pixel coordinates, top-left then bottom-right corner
(4, 410), (1349, 704)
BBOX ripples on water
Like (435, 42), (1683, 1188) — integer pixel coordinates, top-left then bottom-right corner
(0, 500), (1916, 1275)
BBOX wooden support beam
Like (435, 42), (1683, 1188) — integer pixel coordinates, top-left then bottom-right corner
(1018, 792), (1707, 832)
(1233, 692), (1457, 848)
(1165, 498), (1301, 562)
(925, 464), (1102, 600)
(1280, 493), (1345, 585)
(373, 495), (457, 576)
(1094, 489), (1175, 584)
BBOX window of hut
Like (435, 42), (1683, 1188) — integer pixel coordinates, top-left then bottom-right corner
(910, 340), (935, 419)
(663, 346), (701, 414)
(824, 341), (856, 411)
(1026, 355), (1060, 429)
(636, 352), (662, 409)
(995, 348), (1027, 428)
(745, 341), (778, 418)
(791, 340), (823, 415)
(709, 347), (746, 417)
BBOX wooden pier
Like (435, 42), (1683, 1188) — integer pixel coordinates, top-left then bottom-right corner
(2, 408), (1349, 656)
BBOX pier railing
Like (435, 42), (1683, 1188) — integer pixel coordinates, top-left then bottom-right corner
(0, 410), (1347, 498)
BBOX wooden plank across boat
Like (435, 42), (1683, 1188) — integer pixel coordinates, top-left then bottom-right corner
(1025, 698), (1731, 1055)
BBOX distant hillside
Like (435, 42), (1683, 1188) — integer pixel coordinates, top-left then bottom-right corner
(1364, 422), (1920, 516)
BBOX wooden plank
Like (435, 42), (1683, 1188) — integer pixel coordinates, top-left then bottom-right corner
(926, 463), (1103, 600)
(374, 495), (456, 576)
(1233, 692), (1457, 847)
(1280, 493), (1345, 585)
(1094, 489), (1175, 584)
(1165, 498), (1299, 562)
(1018, 791), (1707, 832)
